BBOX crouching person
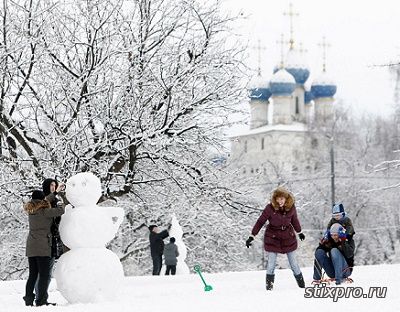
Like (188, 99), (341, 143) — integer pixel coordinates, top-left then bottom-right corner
(313, 223), (354, 285)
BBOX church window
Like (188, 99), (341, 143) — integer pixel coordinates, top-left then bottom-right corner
(244, 140), (247, 153)
(312, 138), (318, 148)
(295, 97), (299, 114)
(243, 167), (246, 174)
(261, 138), (264, 150)
(250, 168), (254, 174)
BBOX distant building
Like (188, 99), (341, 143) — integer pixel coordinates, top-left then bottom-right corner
(229, 8), (337, 180)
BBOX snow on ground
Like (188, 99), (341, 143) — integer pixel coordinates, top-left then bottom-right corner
(1, 264), (399, 312)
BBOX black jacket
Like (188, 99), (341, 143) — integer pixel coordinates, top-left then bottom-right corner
(317, 237), (355, 271)
(149, 230), (169, 257)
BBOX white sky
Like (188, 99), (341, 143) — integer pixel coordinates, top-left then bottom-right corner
(221, 0), (400, 117)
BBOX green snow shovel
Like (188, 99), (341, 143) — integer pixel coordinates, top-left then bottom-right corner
(194, 264), (213, 291)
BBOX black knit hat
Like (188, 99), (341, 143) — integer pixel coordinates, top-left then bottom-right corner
(32, 190), (45, 200)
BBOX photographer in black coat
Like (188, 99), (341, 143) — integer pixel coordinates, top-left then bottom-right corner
(148, 225), (169, 275)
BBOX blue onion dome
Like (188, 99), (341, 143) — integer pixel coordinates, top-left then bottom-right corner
(269, 68), (296, 96)
(285, 49), (310, 84)
(248, 74), (271, 101)
(311, 72), (337, 98)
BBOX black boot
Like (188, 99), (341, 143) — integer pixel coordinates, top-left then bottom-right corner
(36, 300), (57, 306)
(266, 274), (275, 290)
(23, 295), (34, 306)
(295, 273), (305, 288)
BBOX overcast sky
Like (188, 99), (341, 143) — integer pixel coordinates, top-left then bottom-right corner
(221, 0), (400, 117)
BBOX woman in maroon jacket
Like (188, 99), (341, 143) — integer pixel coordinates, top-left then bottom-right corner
(246, 187), (305, 290)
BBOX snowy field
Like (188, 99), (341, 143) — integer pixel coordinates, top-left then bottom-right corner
(1, 264), (399, 312)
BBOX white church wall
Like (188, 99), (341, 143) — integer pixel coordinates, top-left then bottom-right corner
(249, 100), (269, 129)
(229, 129), (313, 178)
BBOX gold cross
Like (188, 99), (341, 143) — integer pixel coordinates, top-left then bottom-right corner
(283, 3), (299, 50)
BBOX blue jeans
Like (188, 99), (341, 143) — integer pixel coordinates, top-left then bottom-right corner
(314, 248), (351, 283)
(266, 251), (301, 276)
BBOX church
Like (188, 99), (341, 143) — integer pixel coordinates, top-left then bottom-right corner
(229, 4), (337, 180)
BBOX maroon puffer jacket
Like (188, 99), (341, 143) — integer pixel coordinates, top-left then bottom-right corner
(251, 188), (301, 254)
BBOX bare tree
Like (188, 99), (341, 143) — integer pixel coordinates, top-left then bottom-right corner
(0, 0), (250, 279)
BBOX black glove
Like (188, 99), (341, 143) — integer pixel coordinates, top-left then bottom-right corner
(246, 236), (254, 248)
(298, 233), (305, 241)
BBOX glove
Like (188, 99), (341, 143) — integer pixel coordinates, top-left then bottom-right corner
(246, 236), (254, 248)
(167, 223), (172, 231)
(339, 230), (347, 241)
(298, 233), (305, 241)
(321, 230), (330, 243)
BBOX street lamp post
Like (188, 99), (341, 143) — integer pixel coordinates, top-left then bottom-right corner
(330, 136), (335, 206)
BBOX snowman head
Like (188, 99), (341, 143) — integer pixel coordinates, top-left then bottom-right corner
(66, 172), (102, 207)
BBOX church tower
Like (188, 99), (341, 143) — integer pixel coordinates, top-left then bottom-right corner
(248, 74), (271, 129)
(311, 37), (337, 122)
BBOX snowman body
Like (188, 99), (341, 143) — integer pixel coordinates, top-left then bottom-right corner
(162, 215), (190, 275)
(55, 172), (124, 303)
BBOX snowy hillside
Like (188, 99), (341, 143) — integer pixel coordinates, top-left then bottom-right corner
(0, 264), (399, 312)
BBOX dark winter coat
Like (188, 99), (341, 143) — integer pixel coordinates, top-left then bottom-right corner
(164, 243), (179, 265)
(251, 188), (301, 254)
(149, 230), (169, 257)
(327, 216), (355, 238)
(317, 237), (355, 272)
(25, 199), (65, 257)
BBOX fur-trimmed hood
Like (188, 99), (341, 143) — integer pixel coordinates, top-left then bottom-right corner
(24, 199), (51, 214)
(271, 187), (295, 211)
(42, 178), (58, 196)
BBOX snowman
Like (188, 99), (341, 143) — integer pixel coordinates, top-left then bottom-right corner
(162, 214), (190, 274)
(54, 172), (124, 303)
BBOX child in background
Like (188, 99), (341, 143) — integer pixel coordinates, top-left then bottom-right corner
(164, 237), (179, 275)
(326, 203), (355, 240)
